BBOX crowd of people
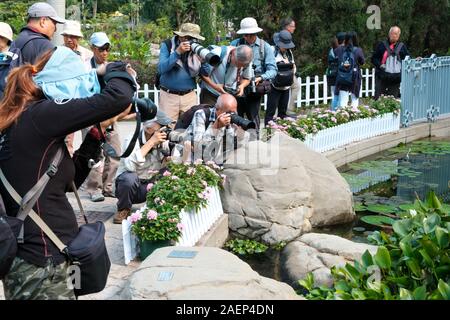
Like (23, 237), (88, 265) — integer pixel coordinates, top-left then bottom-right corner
(0, 1), (414, 300)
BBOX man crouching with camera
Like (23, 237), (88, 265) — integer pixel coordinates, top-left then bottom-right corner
(113, 111), (174, 224)
(177, 93), (255, 165)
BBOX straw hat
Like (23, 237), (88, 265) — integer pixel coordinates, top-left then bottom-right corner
(173, 23), (205, 41)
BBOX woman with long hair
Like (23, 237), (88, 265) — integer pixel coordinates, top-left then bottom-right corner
(0, 47), (136, 299)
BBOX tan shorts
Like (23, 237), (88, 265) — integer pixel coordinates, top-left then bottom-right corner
(159, 90), (197, 122)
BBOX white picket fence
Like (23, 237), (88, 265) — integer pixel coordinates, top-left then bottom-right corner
(137, 68), (376, 109)
(303, 113), (401, 153)
(122, 187), (224, 264)
(176, 187), (224, 247)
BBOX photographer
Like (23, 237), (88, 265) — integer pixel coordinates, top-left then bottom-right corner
(113, 111), (174, 224)
(199, 45), (253, 105)
(0, 46), (136, 299)
(157, 23), (205, 122)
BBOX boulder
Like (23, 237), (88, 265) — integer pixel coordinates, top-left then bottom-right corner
(121, 246), (302, 300)
(281, 233), (378, 289)
(222, 132), (354, 244)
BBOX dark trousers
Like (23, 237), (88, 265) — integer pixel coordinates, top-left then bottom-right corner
(265, 88), (290, 126)
(115, 172), (148, 210)
(237, 94), (262, 138)
(200, 88), (219, 105)
(375, 75), (401, 100)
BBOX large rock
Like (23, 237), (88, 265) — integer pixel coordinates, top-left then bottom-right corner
(121, 246), (302, 300)
(221, 132), (354, 244)
(281, 233), (378, 289)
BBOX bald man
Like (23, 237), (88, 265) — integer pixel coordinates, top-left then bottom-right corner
(372, 26), (410, 99)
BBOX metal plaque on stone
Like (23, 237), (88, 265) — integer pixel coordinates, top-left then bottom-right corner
(167, 250), (198, 259)
(157, 271), (174, 281)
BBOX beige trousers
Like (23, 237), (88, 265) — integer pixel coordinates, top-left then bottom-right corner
(159, 90), (197, 122)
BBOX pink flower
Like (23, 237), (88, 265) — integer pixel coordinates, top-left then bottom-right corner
(331, 117), (337, 123)
(146, 183), (154, 191)
(147, 210), (158, 220)
(201, 180), (208, 188)
(171, 175), (179, 180)
(187, 167), (196, 175)
(194, 159), (203, 165)
(163, 171), (171, 177)
(177, 223), (185, 231)
(129, 211), (142, 224)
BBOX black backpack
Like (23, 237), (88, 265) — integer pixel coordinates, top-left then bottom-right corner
(272, 48), (295, 87)
(0, 35), (42, 99)
(175, 104), (212, 130)
(154, 39), (173, 89)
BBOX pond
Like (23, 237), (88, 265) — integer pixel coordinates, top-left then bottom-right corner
(313, 138), (450, 242)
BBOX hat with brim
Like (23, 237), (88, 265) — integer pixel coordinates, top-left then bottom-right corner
(274, 30), (295, 49)
(173, 23), (205, 41)
(144, 110), (174, 127)
(28, 2), (65, 24)
(236, 17), (263, 35)
(61, 20), (83, 38)
(90, 32), (110, 47)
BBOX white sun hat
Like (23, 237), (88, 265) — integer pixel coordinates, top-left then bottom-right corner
(236, 17), (263, 35)
(61, 20), (83, 38)
(0, 22), (13, 42)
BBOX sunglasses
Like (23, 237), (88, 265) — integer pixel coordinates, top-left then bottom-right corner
(95, 45), (110, 52)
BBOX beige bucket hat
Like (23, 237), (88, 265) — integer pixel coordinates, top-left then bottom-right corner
(61, 20), (83, 38)
(173, 23), (205, 41)
(0, 22), (13, 42)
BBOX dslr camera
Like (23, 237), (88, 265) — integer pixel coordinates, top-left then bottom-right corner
(190, 40), (221, 67)
(226, 112), (256, 131)
(132, 98), (158, 122)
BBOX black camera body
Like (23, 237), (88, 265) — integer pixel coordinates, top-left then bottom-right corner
(226, 112), (256, 131)
(224, 86), (239, 97)
(132, 98), (158, 122)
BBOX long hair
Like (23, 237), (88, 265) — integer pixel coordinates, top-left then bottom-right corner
(345, 31), (359, 48)
(0, 50), (53, 132)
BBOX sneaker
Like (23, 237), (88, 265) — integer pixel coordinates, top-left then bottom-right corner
(113, 208), (131, 224)
(103, 191), (115, 198)
(90, 193), (105, 202)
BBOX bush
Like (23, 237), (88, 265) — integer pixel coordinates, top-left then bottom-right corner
(299, 191), (450, 300)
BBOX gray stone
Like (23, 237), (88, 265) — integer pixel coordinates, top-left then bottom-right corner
(228, 214), (248, 230)
(245, 216), (272, 229)
(282, 234), (378, 289)
(236, 227), (269, 238)
(221, 132), (355, 243)
(121, 246), (302, 300)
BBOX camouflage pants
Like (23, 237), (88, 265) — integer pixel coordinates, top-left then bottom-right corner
(2, 257), (76, 300)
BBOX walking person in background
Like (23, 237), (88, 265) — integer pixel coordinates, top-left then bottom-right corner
(265, 30), (296, 126)
(84, 32), (122, 202)
(372, 26), (410, 99)
(334, 31), (365, 108)
(326, 32), (345, 110)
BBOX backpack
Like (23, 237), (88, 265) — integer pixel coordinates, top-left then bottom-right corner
(154, 39), (172, 89)
(174, 104), (212, 130)
(326, 48), (339, 80)
(272, 47), (295, 88)
(382, 41), (404, 83)
(0, 35), (42, 98)
(336, 46), (357, 87)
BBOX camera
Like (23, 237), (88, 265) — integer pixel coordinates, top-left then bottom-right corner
(132, 98), (158, 122)
(226, 112), (256, 131)
(249, 64), (257, 94)
(224, 86), (238, 96)
(190, 41), (221, 67)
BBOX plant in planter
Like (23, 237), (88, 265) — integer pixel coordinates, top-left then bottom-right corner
(129, 161), (225, 259)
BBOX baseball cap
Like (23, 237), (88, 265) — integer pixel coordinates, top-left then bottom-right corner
(90, 32), (110, 47)
(144, 110), (174, 128)
(28, 2), (65, 24)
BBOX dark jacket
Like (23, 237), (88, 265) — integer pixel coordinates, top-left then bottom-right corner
(371, 39), (410, 73)
(334, 45), (365, 96)
(0, 74), (134, 267)
(13, 27), (55, 64)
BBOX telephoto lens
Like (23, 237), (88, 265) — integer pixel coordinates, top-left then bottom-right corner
(132, 98), (158, 122)
(190, 42), (221, 67)
(228, 112), (256, 131)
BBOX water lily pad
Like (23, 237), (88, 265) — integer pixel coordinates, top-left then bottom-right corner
(366, 204), (397, 214)
(360, 215), (396, 227)
(399, 204), (416, 211)
(354, 203), (367, 212)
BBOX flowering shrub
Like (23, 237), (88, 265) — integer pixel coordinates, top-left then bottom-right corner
(130, 161), (225, 241)
(266, 97), (401, 141)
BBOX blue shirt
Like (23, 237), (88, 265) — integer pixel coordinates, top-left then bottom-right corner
(230, 37), (277, 81)
(158, 37), (197, 91)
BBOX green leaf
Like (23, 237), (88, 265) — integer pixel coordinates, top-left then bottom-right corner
(420, 239), (440, 258)
(360, 215), (396, 227)
(393, 219), (413, 237)
(381, 283), (393, 300)
(361, 250), (374, 268)
(419, 249), (434, 268)
(435, 227), (449, 249)
(351, 288), (367, 300)
(437, 279), (450, 300)
(374, 246), (391, 270)
(423, 213), (441, 234)
(399, 235), (414, 257)
(343, 263), (361, 284)
(335, 280), (351, 293)
(355, 203), (367, 212)
(399, 204), (416, 212)
(435, 265), (450, 278)
(413, 285), (427, 300)
(366, 204), (397, 214)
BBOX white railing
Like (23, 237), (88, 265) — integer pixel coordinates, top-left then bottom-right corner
(137, 69), (376, 110)
(304, 113), (401, 153)
(121, 187), (224, 264)
(176, 187), (224, 247)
